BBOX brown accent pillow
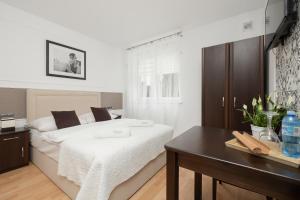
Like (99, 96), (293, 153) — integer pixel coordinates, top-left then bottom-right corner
(91, 107), (111, 122)
(51, 111), (80, 129)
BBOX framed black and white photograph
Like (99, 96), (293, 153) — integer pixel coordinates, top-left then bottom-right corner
(46, 40), (86, 80)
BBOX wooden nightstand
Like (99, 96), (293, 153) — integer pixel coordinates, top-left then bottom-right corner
(0, 127), (30, 173)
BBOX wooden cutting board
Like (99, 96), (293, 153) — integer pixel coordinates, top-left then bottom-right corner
(225, 138), (300, 168)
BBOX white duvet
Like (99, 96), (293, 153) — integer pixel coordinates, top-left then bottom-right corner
(41, 119), (173, 200)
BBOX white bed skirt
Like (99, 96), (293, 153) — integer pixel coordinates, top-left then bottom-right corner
(30, 147), (166, 200)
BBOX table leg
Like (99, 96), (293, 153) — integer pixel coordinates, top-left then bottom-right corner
(212, 178), (217, 200)
(167, 151), (179, 200)
(194, 172), (202, 200)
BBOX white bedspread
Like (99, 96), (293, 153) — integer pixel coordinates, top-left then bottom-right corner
(41, 119), (173, 200)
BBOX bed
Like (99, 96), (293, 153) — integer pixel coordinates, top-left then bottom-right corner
(27, 89), (172, 200)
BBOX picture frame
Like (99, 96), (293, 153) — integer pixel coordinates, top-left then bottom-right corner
(46, 40), (86, 80)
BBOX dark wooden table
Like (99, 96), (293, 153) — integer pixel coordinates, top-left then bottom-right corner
(165, 126), (300, 200)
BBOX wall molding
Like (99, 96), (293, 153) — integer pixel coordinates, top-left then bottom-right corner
(0, 79), (122, 93)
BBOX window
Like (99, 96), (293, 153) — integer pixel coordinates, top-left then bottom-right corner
(158, 54), (180, 98)
(138, 58), (154, 98)
(137, 51), (180, 99)
(161, 73), (179, 97)
(126, 34), (181, 126)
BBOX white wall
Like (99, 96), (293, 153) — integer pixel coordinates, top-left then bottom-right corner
(166, 8), (265, 136)
(0, 2), (125, 93)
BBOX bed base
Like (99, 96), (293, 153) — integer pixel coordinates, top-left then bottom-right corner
(30, 147), (166, 200)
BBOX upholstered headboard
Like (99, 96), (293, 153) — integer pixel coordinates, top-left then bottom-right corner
(26, 89), (102, 122)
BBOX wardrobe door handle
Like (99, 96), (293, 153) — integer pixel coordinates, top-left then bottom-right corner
(222, 97), (225, 107)
(21, 147), (24, 158)
(233, 97), (237, 108)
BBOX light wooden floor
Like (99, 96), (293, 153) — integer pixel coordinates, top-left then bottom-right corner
(0, 163), (265, 200)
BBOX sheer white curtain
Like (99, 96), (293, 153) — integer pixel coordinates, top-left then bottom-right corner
(126, 35), (181, 127)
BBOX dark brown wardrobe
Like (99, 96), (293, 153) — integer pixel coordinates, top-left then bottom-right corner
(202, 36), (264, 131)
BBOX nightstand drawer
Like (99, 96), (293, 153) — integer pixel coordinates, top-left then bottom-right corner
(0, 131), (29, 173)
(1, 135), (21, 142)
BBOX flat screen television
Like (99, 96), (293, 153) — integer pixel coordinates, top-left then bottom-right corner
(265, 0), (298, 50)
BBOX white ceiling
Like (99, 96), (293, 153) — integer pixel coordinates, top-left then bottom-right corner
(0, 0), (266, 47)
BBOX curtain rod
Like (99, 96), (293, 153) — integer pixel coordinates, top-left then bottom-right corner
(126, 31), (182, 51)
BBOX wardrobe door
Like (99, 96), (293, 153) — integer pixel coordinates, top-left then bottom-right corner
(202, 44), (229, 129)
(229, 36), (264, 131)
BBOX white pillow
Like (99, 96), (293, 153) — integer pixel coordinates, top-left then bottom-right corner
(31, 114), (86, 132)
(78, 114), (88, 124)
(79, 112), (95, 124)
(30, 116), (57, 132)
(109, 109), (123, 119)
(110, 113), (119, 119)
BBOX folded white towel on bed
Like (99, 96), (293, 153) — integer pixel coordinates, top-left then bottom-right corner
(129, 120), (154, 127)
(94, 128), (131, 139)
